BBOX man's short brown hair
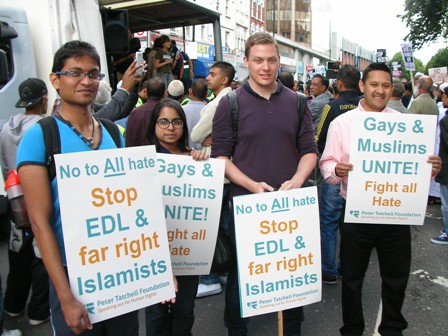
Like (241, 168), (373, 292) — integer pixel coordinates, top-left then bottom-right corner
(244, 32), (279, 58)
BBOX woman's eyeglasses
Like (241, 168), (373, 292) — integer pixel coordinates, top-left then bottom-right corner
(156, 118), (183, 129)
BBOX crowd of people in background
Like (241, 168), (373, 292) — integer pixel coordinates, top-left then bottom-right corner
(0, 31), (446, 336)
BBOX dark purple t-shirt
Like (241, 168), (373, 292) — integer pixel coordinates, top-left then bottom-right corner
(212, 81), (318, 197)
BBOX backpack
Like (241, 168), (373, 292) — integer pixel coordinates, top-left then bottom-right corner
(227, 90), (308, 151)
(37, 117), (121, 181)
(227, 90), (316, 187)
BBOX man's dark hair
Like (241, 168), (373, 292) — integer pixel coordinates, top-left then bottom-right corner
(129, 37), (141, 52)
(361, 62), (392, 83)
(140, 79), (150, 91)
(191, 78), (208, 100)
(337, 65), (360, 90)
(52, 40), (100, 72)
(147, 77), (166, 99)
(277, 71), (294, 89)
(404, 81), (412, 92)
(211, 61), (236, 86)
(312, 74), (329, 90)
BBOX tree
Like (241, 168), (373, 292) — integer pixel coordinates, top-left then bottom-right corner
(426, 47), (448, 70)
(390, 51), (425, 81)
(400, 0), (448, 50)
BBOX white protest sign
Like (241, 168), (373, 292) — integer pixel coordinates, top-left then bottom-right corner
(345, 113), (437, 225)
(157, 153), (224, 275)
(185, 41), (198, 60)
(401, 42), (415, 71)
(428, 67), (448, 84)
(55, 146), (175, 323)
(234, 187), (321, 318)
(376, 49), (387, 63)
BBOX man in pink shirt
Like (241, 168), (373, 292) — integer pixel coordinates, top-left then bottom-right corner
(319, 63), (441, 336)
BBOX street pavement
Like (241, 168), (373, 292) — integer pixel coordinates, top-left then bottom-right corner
(1, 203), (447, 335)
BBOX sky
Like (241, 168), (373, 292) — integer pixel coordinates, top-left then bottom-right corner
(331, 0), (447, 64)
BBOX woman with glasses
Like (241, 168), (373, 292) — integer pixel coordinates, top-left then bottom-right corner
(142, 98), (207, 336)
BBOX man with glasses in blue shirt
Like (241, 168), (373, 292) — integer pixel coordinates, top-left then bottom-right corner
(16, 40), (139, 335)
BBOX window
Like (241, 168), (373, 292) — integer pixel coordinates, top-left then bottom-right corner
(0, 21), (17, 88)
(201, 25), (206, 40)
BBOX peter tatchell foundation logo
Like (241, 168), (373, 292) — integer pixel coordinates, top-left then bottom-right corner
(350, 210), (360, 218)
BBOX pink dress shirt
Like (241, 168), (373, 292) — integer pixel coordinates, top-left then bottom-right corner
(319, 99), (398, 199)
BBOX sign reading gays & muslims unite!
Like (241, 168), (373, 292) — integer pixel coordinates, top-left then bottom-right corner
(345, 113), (437, 225)
(156, 153), (224, 276)
(233, 187), (321, 318)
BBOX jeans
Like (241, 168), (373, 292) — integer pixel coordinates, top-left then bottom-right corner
(145, 275), (199, 336)
(339, 221), (410, 336)
(199, 273), (220, 285)
(440, 184), (448, 233)
(200, 183), (230, 286)
(224, 205), (304, 336)
(158, 72), (174, 90)
(319, 181), (343, 276)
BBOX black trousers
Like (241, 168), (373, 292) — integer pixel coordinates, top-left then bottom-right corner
(4, 231), (49, 320)
(224, 205), (304, 336)
(339, 221), (410, 336)
(145, 275), (199, 336)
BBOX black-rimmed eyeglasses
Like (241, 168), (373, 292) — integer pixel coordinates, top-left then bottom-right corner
(156, 118), (184, 129)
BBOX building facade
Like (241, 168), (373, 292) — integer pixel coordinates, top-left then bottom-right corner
(149, 0), (375, 81)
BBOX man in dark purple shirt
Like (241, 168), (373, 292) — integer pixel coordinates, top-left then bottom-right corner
(125, 77), (166, 147)
(211, 32), (318, 336)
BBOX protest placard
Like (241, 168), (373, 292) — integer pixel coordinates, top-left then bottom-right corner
(55, 146), (175, 323)
(156, 153), (225, 275)
(233, 187), (321, 318)
(345, 113), (437, 225)
(428, 67), (448, 84)
(401, 42), (415, 71)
